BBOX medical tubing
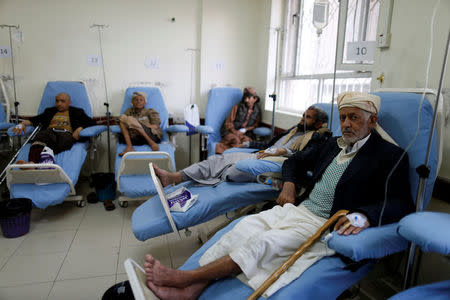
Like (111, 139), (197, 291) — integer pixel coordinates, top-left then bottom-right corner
(329, 0), (342, 132)
(378, 0), (440, 227)
(0, 125), (41, 186)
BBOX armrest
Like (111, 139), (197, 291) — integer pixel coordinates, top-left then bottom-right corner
(223, 148), (259, 155)
(8, 126), (35, 137)
(234, 158), (282, 176)
(110, 125), (121, 134)
(327, 223), (408, 261)
(398, 212), (450, 255)
(165, 124), (189, 133)
(195, 125), (214, 134)
(0, 122), (15, 130)
(254, 127), (272, 136)
(80, 125), (107, 137)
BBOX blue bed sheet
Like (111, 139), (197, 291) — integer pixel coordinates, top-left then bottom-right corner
(10, 142), (88, 209)
(131, 181), (279, 241)
(115, 142), (176, 198)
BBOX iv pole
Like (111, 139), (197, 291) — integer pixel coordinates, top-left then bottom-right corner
(91, 24), (112, 173)
(185, 48), (199, 165)
(0, 24), (21, 146)
(403, 29), (450, 290)
(269, 27), (282, 138)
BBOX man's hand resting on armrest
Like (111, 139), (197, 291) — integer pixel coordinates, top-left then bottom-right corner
(276, 182), (296, 206)
(334, 213), (370, 235)
(72, 127), (83, 140)
(257, 148), (287, 159)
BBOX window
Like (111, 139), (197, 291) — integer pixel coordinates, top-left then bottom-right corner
(270, 0), (380, 114)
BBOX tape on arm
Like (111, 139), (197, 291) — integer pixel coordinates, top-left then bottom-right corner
(346, 213), (368, 228)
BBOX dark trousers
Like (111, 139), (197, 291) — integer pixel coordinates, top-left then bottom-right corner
(28, 128), (76, 162)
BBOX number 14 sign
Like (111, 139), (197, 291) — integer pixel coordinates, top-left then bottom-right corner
(346, 41), (375, 62)
(0, 46), (11, 58)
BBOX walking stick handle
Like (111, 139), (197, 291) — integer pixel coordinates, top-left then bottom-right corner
(247, 209), (349, 300)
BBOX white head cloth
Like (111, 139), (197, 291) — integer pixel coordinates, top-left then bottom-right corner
(337, 92), (398, 146)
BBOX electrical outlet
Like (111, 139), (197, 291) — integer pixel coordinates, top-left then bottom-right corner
(377, 33), (391, 48)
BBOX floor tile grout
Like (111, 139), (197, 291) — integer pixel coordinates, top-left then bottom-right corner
(45, 204), (88, 300)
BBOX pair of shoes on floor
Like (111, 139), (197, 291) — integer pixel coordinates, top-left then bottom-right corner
(104, 199), (116, 211)
(256, 172), (283, 191)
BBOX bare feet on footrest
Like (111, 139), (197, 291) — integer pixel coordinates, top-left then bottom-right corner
(153, 165), (173, 187)
(144, 254), (207, 300)
(119, 146), (135, 157)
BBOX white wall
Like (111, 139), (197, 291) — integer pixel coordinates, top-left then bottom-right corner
(371, 0), (450, 179)
(0, 0), (270, 170)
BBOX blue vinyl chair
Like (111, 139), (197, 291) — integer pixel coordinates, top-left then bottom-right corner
(178, 92), (440, 299)
(196, 87), (271, 157)
(111, 86), (188, 206)
(6, 81), (106, 208)
(388, 212), (450, 300)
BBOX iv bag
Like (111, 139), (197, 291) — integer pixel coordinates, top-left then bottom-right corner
(313, 0), (329, 36)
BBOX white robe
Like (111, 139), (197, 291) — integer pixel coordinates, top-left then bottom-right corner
(199, 204), (334, 297)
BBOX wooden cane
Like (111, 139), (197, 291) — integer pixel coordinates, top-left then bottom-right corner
(247, 209), (349, 300)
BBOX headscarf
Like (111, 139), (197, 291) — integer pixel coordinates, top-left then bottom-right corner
(337, 91), (397, 145)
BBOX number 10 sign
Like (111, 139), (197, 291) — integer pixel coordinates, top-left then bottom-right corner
(346, 41), (375, 62)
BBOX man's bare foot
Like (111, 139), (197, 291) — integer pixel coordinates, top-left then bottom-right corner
(144, 254), (191, 288)
(153, 165), (179, 187)
(147, 280), (208, 300)
(119, 146), (135, 157)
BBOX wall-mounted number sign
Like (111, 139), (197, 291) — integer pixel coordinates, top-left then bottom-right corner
(346, 41), (376, 61)
(0, 46), (11, 58)
(87, 55), (102, 66)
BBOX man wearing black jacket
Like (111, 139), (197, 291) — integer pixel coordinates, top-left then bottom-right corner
(13, 92), (97, 164)
(138, 92), (414, 300)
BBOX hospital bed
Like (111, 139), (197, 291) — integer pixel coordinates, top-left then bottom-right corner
(175, 91), (441, 299)
(387, 212), (450, 299)
(196, 87), (272, 157)
(111, 86), (188, 207)
(5, 81), (106, 209)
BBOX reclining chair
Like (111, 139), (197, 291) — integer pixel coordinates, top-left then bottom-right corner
(176, 91), (441, 299)
(388, 211), (450, 299)
(6, 81), (106, 208)
(196, 87), (272, 157)
(111, 86), (188, 207)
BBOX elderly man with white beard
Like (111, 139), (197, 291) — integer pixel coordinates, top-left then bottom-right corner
(131, 92), (415, 300)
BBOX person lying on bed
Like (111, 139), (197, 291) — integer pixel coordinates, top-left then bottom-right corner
(13, 92), (97, 165)
(118, 91), (163, 156)
(140, 92), (414, 299)
(154, 105), (329, 186)
(215, 87), (262, 154)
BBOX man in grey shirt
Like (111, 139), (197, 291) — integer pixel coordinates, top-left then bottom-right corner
(154, 106), (329, 186)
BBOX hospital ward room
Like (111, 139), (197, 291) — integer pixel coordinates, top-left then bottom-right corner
(0, 0), (449, 299)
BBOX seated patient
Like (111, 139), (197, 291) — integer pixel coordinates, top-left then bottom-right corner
(216, 87), (262, 154)
(118, 91), (163, 156)
(155, 105), (329, 187)
(13, 92), (97, 164)
(141, 92), (414, 299)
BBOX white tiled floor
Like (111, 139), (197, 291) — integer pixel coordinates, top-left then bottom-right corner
(0, 195), (218, 300)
